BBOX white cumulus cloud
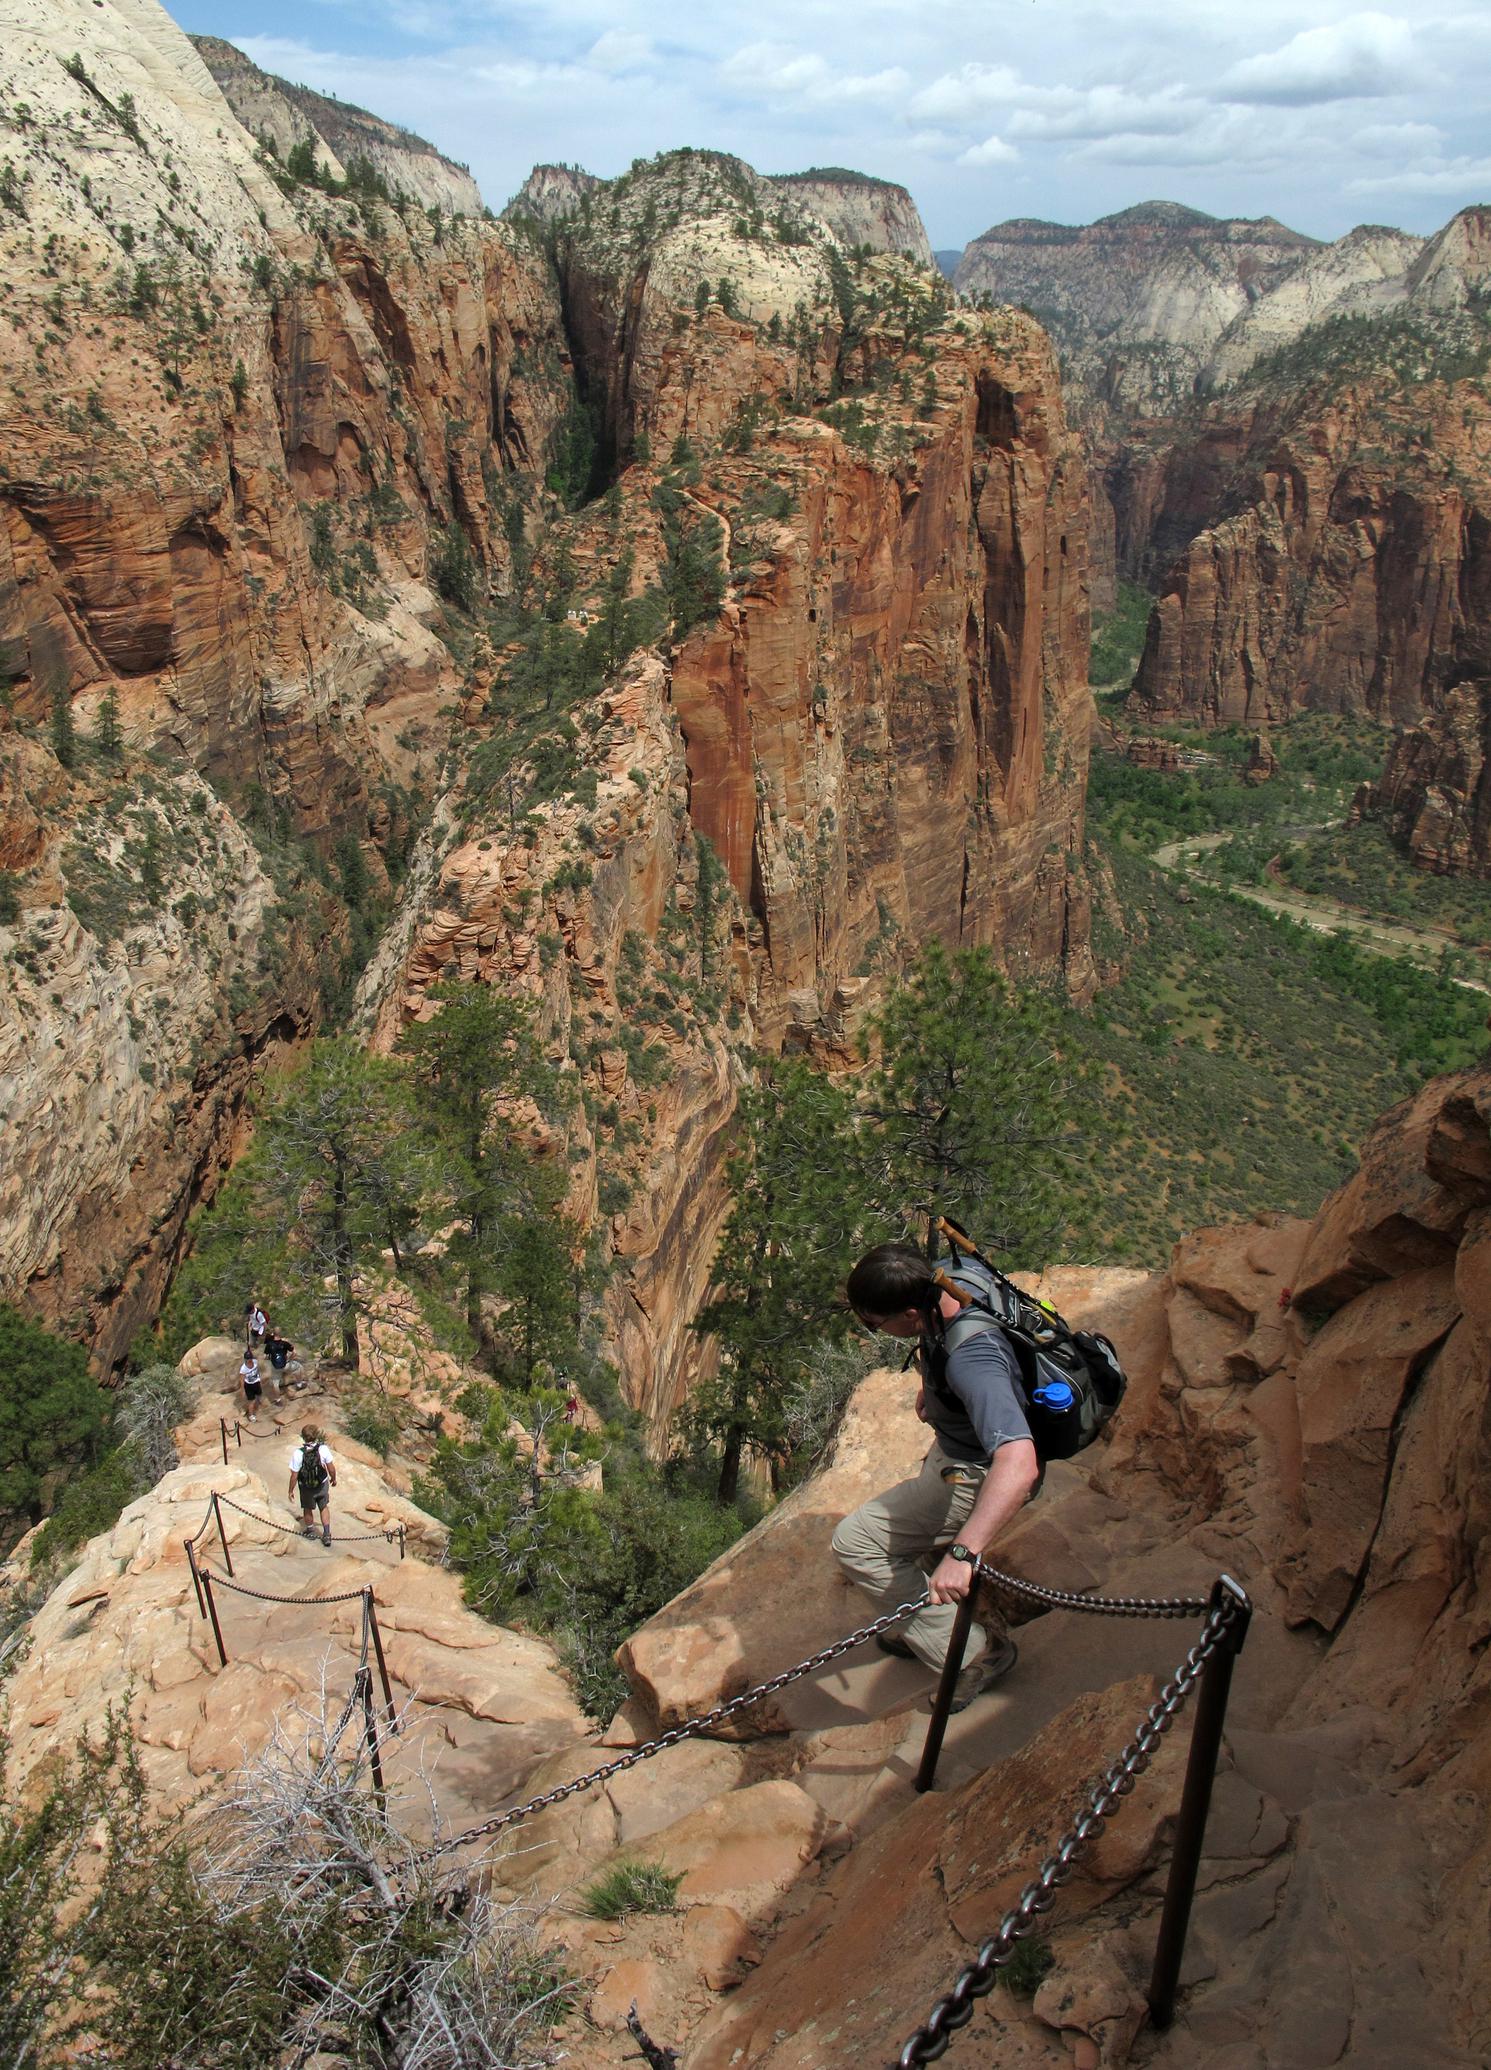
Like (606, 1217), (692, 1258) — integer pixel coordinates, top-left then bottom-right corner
(909, 62), (1023, 125)
(958, 134), (1019, 168)
(721, 42), (909, 106)
(1221, 12), (1422, 105)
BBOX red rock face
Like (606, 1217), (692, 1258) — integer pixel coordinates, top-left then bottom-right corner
(1354, 678), (1491, 875)
(670, 345), (1094, 1041)
(1120, 379), (1491, 729)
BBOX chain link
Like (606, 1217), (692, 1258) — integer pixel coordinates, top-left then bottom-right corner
(890, 1596), (1241, 2068)
(412, 1595), (929, 1862)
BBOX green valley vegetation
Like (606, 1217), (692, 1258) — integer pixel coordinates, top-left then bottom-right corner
(0, 1304), (108, 1539)
(1069, 725), (1489, 1262)
(0, 1709), (571, 2069)
(1090, 581), (1154, 693)
(1261, 819), (1491, 951)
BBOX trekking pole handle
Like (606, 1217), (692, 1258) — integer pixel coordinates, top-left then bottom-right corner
(931, 1268), (974, 1308)
(936, 1216), (980, 1255)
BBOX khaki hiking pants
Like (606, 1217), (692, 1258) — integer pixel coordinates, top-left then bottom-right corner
(832, 1441), (1005, 1673)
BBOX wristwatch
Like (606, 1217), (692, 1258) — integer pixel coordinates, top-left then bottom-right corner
(947, 1543), (977, 1565)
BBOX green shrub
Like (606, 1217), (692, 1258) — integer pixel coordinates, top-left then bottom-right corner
(578, 1858), (682, 1920)
(342, 1395), (401, 1458)
(999, 1936), (1054, 1997)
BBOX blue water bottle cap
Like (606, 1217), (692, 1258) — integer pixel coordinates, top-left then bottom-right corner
(1032, 1379), (1075, 1411)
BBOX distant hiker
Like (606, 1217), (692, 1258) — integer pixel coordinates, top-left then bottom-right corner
(244, 1301), (268, 1353)
(262, 1331), (294, 1397)
(289, 1426), (337, 1546)
(833, 1243), (1039, 1712)
(238, 1349), (264, 1421)
(563, 1391), (581, 1424)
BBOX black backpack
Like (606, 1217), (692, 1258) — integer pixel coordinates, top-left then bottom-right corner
(930, 1219), (1127, 1464)
(296, 1445), (329, 1507)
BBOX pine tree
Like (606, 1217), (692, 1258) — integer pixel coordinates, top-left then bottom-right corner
(692, 1061), (865, 1503)
(242, 1042), (430, 1369)
(400, 983), (564, 1347)
(49, 684), (76, 770)
(859, 941), (1079, 1264)
(92, 687), (123, 763)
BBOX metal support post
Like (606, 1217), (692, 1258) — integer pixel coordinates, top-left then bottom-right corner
(360, 1668), (386, 1808)
(200, 1568), (228, 1668)
(366, 1591), (398, 1734)
(220, 1418), (230, 1467)
(1147, 1575), (1253, 2031)
(915, 1588), (978, 1793)
(397, 1522), (406, 1562)
(185, 1535), (206, 1619)
(210, 1490), (234, 1576)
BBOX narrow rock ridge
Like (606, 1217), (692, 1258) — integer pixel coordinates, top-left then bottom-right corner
(191, 35), (485, 218)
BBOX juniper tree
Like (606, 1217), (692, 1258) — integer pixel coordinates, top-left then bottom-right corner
(691, 1060), (865, 1504)
(859, 941), (1079, 1265)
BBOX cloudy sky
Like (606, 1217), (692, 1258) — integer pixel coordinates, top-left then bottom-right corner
(169, 2), (1491, 249)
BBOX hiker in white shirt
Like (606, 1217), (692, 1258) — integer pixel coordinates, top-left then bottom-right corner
(239, 1351), (264, 1421)
(288, 1426), (337, 1545)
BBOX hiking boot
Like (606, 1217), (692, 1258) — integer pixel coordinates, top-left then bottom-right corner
(301, 1524), (316, 1538)
(321, 1526), (332, 1546)
(876, 1632), (917, 1660)
(932, 1637), (1020, 1714)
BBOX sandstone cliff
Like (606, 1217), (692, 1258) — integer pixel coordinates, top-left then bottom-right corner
(767, 168), (934, 266)
(1122, 322), (1491, 729)
(955, 202), (1322, 413)
(191, 35), (485, 218)
(0, 0), (571, 1357)
(361, 150), (1095, 1419)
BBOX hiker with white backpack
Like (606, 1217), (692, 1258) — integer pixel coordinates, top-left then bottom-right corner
(288, 1426), (337, 1546)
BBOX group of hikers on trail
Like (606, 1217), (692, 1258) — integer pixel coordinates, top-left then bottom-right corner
(834, 1226), (1125, 1714)
(234, 1296), (338, 1544)
(237, 1300), (299, 1420)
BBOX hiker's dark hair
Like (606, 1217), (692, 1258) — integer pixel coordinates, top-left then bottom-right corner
(847, 1243), (937, 1320)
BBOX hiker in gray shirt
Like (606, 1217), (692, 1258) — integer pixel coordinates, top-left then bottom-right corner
(833, 1242), (1039, 1711)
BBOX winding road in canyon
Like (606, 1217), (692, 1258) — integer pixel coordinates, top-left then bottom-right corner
(1152, 828), (1491, 996)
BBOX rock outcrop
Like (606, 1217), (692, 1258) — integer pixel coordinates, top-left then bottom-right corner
(2, 1345), (591, 1831)
(1353, 679), (1491, 877)
(767, 168), (933, 266)
(954, 203), (1324, 412)
(191, 35), (484, 218)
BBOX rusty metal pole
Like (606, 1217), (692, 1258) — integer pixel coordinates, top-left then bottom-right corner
(915, 1589), (977, 1793)
(365, 1591), (398, 1734)
(220, 1418), (230, 1467)
(185, 1535), (206, 1619)
(360, 1668), (386, 1808)
(1147, 1575), (1253, 2031)
(211, 1489), (234, 1576)
(200, 1567), (228, 1668)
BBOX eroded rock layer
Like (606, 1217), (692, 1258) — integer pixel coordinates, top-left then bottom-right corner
(1353, 678), (1491, 877)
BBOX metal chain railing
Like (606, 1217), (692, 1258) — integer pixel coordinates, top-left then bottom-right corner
(411, 1593), (930, 1863)
(890, 1585), (1246, 2067)
(974, 1558), (1208, 1621)
(197, 1568), (372, 1608)
(216, 1492), (406, 1548)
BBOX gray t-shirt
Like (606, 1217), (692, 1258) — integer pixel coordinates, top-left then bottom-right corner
(921, 1319), (1032, 1463)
